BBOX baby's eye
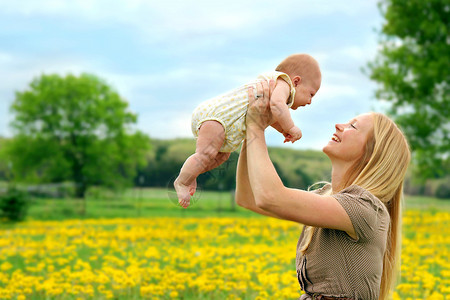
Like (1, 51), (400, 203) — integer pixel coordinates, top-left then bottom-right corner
(350, 123), (357, 129)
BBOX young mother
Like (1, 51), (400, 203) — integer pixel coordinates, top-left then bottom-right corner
(235, 80), (410, 300)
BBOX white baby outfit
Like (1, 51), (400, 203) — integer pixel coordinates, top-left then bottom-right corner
(191, 71), (296, 152)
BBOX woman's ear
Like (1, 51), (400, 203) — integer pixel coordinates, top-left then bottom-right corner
(292, 76), (302, 87)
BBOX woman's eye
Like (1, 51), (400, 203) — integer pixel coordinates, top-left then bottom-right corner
(351, 124), (357, 129)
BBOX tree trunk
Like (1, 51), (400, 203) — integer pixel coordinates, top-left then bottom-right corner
(75, 183), (87, 198)
(71, 149), (87, 216)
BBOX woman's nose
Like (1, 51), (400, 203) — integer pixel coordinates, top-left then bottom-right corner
(335, 123), (344, 131)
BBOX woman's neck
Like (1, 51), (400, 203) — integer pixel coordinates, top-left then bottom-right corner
(330, 161), (352, 193)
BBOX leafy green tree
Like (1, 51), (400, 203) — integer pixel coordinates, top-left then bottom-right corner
(8, 73), (150, 198)
(367, 0), (449, 179)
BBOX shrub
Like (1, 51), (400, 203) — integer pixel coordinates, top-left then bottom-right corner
(435, 183), (450, 199)
(0, 187), (29, 221)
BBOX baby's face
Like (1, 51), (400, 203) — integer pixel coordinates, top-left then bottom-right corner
(291, 75), (321, 110)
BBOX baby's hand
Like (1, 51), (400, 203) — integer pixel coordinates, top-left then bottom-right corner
(284, 126), (302, 143)
(282, 132), (292, 143)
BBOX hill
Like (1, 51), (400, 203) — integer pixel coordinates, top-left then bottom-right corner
(143, 138), (331, 191)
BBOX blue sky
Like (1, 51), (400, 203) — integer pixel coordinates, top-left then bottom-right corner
(0, 0), (388, 150)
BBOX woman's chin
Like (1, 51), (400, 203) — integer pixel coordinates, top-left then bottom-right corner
(322, 143), (332, 155)
(323, 143), (339, 161)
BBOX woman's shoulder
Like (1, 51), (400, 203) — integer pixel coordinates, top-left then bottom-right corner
(333, 185), (390, 242)
(308, 183), (388, 215)
(338, 184), (388, 215)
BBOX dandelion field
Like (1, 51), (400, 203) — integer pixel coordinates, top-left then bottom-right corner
(0, 190), (449, 299)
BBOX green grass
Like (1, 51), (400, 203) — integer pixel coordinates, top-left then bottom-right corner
(403, 194), (450, 211)
(16, 187), (450, 222)
(23, 188), (259, 221)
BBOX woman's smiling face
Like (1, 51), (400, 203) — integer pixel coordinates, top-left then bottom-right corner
(323, 113), (374, 163)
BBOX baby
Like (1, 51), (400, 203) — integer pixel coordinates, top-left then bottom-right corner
(175, 54), (321, 208)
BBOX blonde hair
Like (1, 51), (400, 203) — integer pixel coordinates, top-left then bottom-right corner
(275, 53), (321, 83)
(300, 112), (411, 300)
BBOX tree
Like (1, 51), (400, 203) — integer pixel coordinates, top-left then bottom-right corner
(367, 0), (449, 180)
(8, 73), (150, 198)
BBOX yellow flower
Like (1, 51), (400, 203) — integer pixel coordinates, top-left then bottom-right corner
(0, 262), (12, 272)
(0, 213), (448, 299)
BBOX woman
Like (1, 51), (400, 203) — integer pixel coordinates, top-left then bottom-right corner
(235, 80), (410, 300)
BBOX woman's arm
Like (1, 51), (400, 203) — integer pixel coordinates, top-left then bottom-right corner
(245, 80), (356, 235)
(235, 139), (280, 218)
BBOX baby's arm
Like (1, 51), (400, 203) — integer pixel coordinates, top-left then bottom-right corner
(270, 121), (284, 133)
(271, 121), (292, 143)
(270, 79), (302, 142)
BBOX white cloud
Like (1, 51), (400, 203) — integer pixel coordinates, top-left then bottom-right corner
(142, 110), (192, 139)
(0, 53), (97, 93)
(0, 52), (13, 63)
(0, 0), (379, 40)
(339, 46), (366, 61)
(317, 84), (359, 100)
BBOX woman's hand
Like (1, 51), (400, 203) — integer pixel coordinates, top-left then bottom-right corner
(247, 80), (276, 130)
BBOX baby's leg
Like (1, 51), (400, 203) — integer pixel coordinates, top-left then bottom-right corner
(184, 150), (231, 201)
(175, 121), (226, 207)
(203, 152), (231, 173)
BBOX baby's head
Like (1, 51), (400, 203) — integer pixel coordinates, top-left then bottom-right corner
(276, 54), (321, 110)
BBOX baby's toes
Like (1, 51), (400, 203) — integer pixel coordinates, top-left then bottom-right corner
(179, 194), (191, 208)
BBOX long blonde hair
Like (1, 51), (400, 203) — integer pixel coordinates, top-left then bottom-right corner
(300, 112), (411, 300)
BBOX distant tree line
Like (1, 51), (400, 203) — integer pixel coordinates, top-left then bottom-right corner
(136, 138), (449, 198)
(1, 135), (449, 199)
(137, 138), (332, 192)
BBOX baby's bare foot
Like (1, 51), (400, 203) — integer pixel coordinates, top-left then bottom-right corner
(174, 178), (191, 208)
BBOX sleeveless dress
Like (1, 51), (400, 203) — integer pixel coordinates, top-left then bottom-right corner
(191, 71), (295, 152)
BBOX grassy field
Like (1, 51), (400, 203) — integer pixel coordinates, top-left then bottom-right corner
(0, 188), (449, 299)
(21, 187), (450, 221)
(24, 188), (258, 220)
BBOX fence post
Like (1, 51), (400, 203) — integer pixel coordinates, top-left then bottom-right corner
(230, 189), (236, 212)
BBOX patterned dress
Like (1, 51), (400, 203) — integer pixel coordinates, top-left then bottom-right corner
(191, 71), (296, 152)
(297, 184), (390, 300)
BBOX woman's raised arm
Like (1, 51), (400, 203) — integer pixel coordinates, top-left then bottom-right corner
(244, 80), (355, 235)
(235, 138), (279, 218)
